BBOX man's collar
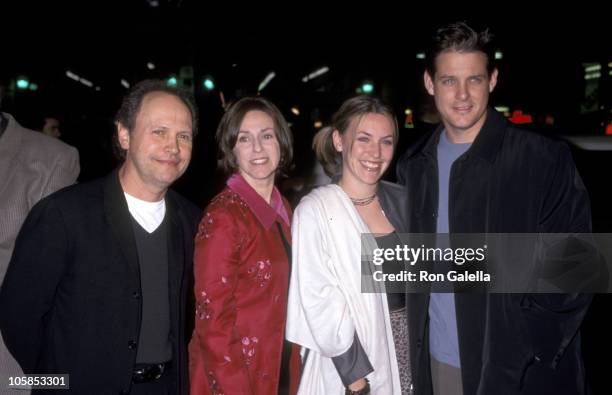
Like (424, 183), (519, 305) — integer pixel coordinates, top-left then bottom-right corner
(0, 113), (20, 148)
(420, 108), (507, 163)
(0, 112), (9, 138)
(227, 173), (290, 229)
(467, 108), (507, 163)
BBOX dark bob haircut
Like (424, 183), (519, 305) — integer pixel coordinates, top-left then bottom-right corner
(216, 96), (293, 175)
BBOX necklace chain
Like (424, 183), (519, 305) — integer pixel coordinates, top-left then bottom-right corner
(350, 193), (376, 206)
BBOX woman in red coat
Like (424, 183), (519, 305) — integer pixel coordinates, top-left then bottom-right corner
(189, 97), (298, 395)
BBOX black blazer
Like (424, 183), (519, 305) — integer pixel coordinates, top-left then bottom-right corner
(0, 170), (201, 394)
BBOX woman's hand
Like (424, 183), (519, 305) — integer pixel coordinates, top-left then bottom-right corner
(348, 378), (367, 391)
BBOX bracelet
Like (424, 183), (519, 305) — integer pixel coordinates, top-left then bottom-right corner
(345, 378), (370, 395)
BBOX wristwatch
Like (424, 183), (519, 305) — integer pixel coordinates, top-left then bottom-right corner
(345, 378), (370, 395)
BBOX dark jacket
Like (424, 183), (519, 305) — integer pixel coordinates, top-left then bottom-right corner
(396, 109), (592, 395)
(378, 180), (410, 233)
(0, 170), (201, 394)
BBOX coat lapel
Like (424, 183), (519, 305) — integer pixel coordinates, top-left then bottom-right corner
(0, 115), (23, 199)
(165, 193), (185, 329)
(103, 171), (140, 281)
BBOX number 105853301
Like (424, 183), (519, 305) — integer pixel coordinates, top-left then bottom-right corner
(7, 375), (69, 389)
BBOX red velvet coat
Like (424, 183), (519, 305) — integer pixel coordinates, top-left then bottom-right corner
(189, 174), (297, 395)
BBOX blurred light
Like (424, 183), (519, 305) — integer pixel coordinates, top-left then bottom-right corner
(291, 106), (300, 116)
(564, 136), (612, 150)
(584, 64), (601, 72)
(147, 0), (159, 7)
(416, 52), (426, 59)
(203, 78), (215, 91)
(545, 115), (555, 126)
(509, 110), (533, 124)
(302, 66), (330, 83)
(79, 78), (93, 88)
(258, 71), (276, 92)
(609, 70), (612, 76)
(232, 63), (238, 68)
(95, 86), (101, 91)
(65, 71), (95, 89)
(584, 72), (601, 80)
(147, 62), (155, 70)
(16, 78), (29, 89)
(314, 121), (323, 129)
(167, 76), (177, 87)
(404, 109), (414, 129)
(66, 70), (79, 81)
(494, 105), (510, 113)
(607, 123), (612, 135)
(362, 82), (374, 93)
(495, 51), (503, 60)
(29, 83), (38, 91)
(121, 79), (130, 89)
(608, 62), (612, 68)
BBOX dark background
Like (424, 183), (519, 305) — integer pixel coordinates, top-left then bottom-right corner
(1, 1), (611, 392)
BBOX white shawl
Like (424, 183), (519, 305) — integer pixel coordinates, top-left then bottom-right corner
(286, 184), (402, 394)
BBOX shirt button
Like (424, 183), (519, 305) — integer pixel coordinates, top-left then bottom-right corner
(128, 340), (137, 349)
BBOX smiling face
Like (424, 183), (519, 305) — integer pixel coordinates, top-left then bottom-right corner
(118, 91), (193, 200)
(334, 112), (395, 189)
(233, 110), (281, 189)
(425, 50), (498, 143)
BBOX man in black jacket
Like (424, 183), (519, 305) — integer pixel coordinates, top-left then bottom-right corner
(0, 80), (202, 394)
(396, 22), (592, 395)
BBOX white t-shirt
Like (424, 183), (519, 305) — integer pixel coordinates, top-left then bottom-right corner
(124, 192), (166, 233)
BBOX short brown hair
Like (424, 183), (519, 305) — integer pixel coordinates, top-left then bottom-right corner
(426, 21), (496, 76)
(114, 79), (198, 159)
(216, 96), (293, 175)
